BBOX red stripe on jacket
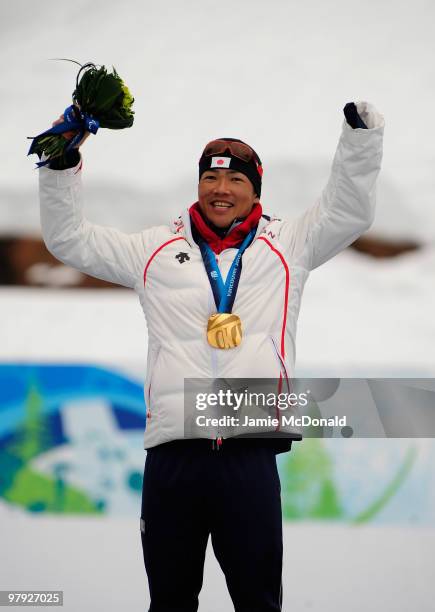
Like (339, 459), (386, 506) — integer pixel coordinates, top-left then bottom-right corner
(258, 236), (290, 429)
(257, 236), (290, 359)
(143, 237), (185, 286)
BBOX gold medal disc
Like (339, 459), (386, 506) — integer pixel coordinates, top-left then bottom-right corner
(207, 313), (242, 349)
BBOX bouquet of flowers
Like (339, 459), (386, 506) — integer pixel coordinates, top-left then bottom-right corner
(28, 61), (134, 167)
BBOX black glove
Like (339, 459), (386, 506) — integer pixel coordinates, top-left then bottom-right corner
(343, 102), (368, 129)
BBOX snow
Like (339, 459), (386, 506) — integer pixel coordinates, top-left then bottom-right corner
(0, 510), (434, 612)
(1, 0), (435, 241)
(1, 0), (434, 376)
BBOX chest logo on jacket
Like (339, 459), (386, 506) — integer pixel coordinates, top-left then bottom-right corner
(175, 252), (190, 264)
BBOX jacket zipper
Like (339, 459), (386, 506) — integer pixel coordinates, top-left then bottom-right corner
(211, 255), (221, 450)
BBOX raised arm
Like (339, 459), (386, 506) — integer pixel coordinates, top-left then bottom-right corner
(281, 101), (385, 270)
(39, 153), (150, 289)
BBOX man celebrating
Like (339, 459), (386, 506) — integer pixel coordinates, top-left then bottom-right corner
(39, 100), (384, 611)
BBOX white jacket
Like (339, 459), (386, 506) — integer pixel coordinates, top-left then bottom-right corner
(39, 102), (385, 448)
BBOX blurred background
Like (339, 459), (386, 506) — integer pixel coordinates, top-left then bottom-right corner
(1, 0), (434, 610)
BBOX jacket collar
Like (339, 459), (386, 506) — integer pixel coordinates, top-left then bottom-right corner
(171, 204), (273, 251)
(188, 202), (263, 254)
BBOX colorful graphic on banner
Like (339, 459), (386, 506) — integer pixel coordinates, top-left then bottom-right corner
(0, 365), (146, 515)
(0, 365), (433, 523)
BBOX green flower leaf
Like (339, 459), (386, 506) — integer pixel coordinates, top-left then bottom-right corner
(29, 61), (135, 164)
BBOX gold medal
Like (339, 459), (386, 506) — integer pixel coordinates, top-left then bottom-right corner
(207, 313), (242, 349)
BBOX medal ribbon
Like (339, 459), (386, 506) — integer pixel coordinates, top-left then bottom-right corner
(198, 228), (256, 313)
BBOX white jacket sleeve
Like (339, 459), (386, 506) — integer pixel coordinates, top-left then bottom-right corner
(281, 101), (385, 270)
(39, 158), (150, 289)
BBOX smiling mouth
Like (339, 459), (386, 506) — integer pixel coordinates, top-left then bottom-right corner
(210, 201), (234, 208)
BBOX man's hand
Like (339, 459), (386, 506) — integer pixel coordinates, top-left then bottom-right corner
(46, 114), (87, 169)
(52, 114), (90, 149)
(354, 102), (382, 130)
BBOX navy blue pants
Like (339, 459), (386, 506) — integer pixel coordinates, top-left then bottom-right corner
(140, 439), (284, 612)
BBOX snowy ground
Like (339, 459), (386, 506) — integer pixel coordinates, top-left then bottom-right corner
(1, 243), (434, 375)
(1, 508), (434, 612)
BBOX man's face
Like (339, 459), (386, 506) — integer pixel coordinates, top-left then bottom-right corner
(198, 169), (259, 228)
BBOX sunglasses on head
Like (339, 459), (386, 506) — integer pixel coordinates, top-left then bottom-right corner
(202, 139), (258, 163)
